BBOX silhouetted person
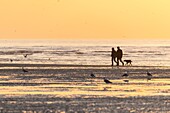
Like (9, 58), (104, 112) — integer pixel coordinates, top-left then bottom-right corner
(111, 47), (117, 66)
(117, 47), (124, 66)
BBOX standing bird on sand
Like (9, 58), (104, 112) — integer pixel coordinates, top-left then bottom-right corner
(147, 71), (152, 81)
(90, 73), (95, 78)
(10, 59), (13, 62)
(123, 79), (129, 83)
(24, 54), (28, 58)
(104, 78), (112, 84)
(122, 72), (129, 77)
(22, 67), (28, 73)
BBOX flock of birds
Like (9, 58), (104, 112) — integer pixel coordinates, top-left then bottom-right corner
(9, 54), (29, 73)
(10, 54), (28, 62)
(9, 54), (153, 83)
(90, 71), (153, 84)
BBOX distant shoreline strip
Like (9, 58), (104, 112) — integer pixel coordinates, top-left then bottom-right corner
(0, 63), (169, 68)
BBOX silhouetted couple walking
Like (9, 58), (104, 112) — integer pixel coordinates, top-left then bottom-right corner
(111, 47), (124, 66)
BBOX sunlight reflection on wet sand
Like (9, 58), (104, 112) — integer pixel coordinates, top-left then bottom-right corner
(0, 78), (169, 97)
(0, 67), (170, 112)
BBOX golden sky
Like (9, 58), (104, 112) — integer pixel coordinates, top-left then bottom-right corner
(0, 0), (170, 40)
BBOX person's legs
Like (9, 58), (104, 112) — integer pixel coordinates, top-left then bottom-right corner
(111, 57), (114, 66)
(114, 57), (117, 64)
(120, 58), (124, 66)
(117, 58), (120, 66)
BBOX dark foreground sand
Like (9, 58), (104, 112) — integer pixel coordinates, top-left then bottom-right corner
(0, 63), (170, 113)
(0, 95), (170, 113)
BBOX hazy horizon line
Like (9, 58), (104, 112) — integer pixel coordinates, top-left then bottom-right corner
(0, 38), (170, 41)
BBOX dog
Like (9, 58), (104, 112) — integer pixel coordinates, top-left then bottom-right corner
(124, 60), (132, 65)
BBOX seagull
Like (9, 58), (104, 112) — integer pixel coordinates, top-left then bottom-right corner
(147, 71), (152, 81)
(90, 73), (95, 78)
(122, 72), (129, 77)
(10, 59), (13, 62)
(123, 79), (129, 83)
(104, 78), (112, 84)
(24, 54), (28, 58)
(22, 67), (28, 73)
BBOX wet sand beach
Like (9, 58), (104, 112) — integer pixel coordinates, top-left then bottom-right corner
(0, 64), (170, 112)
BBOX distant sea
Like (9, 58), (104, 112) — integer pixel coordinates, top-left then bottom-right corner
(0, 39), (170, 66)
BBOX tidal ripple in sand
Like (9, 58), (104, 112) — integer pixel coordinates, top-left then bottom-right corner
(0, 67), (170, 112)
